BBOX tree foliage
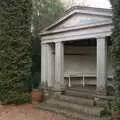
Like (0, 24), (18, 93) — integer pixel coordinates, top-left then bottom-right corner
(0, 0), (32, 104)
(31, 0), (64, 88)
(110, 0), (120, 116)
(32, 0), (64, 35)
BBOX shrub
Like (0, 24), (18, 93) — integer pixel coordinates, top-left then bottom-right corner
(108, 0), (120, 117)
(0, 0), (32, 104)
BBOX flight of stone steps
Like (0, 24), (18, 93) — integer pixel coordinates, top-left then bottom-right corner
(37, 86), (113, 120)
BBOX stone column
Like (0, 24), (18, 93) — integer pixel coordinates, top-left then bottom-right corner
(96, 37), (107, 95)
(46, 43), (55, 88)
(41, 43), (47, 86)
(54, 42), (64, 91)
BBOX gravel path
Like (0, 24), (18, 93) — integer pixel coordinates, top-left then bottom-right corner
(0, 104), (70, 120)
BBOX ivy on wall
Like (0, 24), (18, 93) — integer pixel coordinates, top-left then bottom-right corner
(0, 0), (32, 104)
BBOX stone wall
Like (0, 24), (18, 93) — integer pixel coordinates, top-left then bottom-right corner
(64, 46), (113, 76)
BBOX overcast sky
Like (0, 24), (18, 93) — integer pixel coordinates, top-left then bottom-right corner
(84, 0), (111, 8)
(61, 0), (111, 9)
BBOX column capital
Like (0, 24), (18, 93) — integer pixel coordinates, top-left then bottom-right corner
(55, 41), (64, 44)
(96, 36), (106, 40)
(41, 42), (46, 45)
(41, 43), (51, 47)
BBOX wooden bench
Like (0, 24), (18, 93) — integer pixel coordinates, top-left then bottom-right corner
(64, 72), (113, 88)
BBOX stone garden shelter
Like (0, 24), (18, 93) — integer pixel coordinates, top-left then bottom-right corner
(40, 6), (113, 95)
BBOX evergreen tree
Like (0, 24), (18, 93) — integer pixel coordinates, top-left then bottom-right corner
(110, 0), (120, 117)
(0, 0), (32, 104)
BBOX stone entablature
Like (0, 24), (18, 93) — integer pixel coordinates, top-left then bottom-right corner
(40, 6), (112, 44)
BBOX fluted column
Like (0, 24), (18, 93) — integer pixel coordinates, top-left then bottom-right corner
(41, 43), (47, 86)
(54, 42), (64, 91)
(96, 37), (107, 95)
(47, 44), (55, 88)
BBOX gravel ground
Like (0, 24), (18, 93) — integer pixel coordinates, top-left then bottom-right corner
(0, 104), (70, 120)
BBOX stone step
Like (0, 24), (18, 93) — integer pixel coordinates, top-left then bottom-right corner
(46, 98), (103, 117)
(94, 95), (113, 107)
(96, 94), (113, 101)
(68, 87), (113, 101)
(68, 87), (96, 93)
(71, 83), (96, 87)
(53, 95), (95, 107)
(69, 85), (96, 91)
(95, 99), (108, 107)
(66, 89), (96, 99)
(70, 80), (96, 86)
(65, 90), (113, 107)
(38, 103), (102, 120)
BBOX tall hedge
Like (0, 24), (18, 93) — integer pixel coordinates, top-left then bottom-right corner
(0, 0), (32, 104)
(110, 0), (120, 114)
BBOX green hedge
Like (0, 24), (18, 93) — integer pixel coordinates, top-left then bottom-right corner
(0, 0), (32, 104)
(110, 0), (120, 114)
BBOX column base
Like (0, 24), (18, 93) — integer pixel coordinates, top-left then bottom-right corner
(53, 87), (65, 93)
(96, 89), (107, 96)
(43, 87), (54, 100)
(39, 82), (45, 89)
(54, 82), (65, 92)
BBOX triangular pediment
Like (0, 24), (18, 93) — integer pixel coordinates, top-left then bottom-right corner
(42, 6), (112, 32)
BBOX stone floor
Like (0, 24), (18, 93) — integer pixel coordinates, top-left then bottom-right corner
(0, 104), (70, 120)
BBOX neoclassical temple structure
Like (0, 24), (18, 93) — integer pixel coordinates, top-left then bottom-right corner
(40, 6), (113, 95)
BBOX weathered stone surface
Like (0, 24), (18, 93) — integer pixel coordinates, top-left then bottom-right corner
(38, 86), (112, 120)
(40, 6), (113, 94)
